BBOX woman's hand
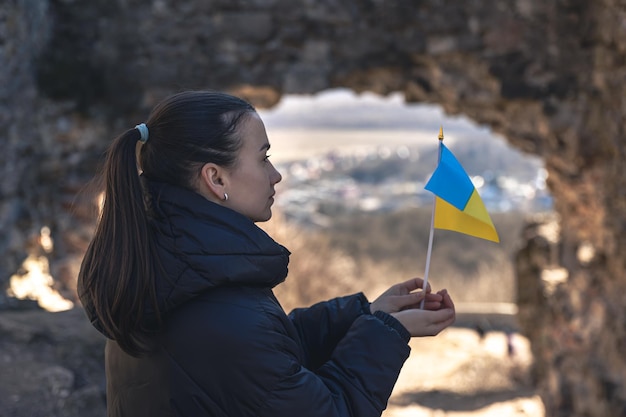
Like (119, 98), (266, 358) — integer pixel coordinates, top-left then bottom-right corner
(370, 277), (444, 314)
(390, 289), (455, 337)
(370, 278), (456, 337)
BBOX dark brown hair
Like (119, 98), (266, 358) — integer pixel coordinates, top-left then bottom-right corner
(78, 91), (255, 356)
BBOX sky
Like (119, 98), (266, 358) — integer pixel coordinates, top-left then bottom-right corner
(257, 88), (506, 163)
(259, 88), (491, 131)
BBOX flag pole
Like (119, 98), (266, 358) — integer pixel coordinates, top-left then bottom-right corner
(420, 126), (444, 309)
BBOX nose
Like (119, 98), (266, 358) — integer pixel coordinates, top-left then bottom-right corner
(271, 163), (282, 185)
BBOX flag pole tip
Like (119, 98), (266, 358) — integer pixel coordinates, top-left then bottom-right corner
(438, 126), (444, 141)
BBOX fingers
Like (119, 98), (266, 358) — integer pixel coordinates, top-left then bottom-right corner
(420, 300), (442, 310)
(390, 292), (426, 311)
(396, 277), (431, 294)
(440, 290), (456, 326)
(439, 289), (455, 311)
(428, 313), (455, 335)
(401, 288), (456, 336)
(424, 292), (443, 303)
(397, 291), (428, 311)
(392, 307), (456, 337)
(373, 279), (450, 315)
(371, 291), (426, 314)
(391, 287), (447, 312)
(411, 292), (442, 311)
(424, 308), (456, 335)
(427, 289), (455, 330)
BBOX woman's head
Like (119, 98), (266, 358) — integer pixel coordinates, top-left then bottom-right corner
(139, 90), (282, 222)
(139, 90), (255, 188)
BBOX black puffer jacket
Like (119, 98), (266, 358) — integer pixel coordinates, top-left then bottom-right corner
(98, 182), (411, 417)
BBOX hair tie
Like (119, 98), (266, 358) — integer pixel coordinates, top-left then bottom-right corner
(135, 123), (149, 143)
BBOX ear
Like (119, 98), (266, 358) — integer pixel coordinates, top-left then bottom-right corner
(198, 163), (228, 201)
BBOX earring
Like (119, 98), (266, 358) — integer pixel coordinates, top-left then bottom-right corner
(223, 193), (228, 201)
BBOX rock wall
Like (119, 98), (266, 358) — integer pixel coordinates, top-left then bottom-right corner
(2, 0), (626, 415)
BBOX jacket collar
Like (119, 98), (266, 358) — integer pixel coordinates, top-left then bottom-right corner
(148, 181), (290, 315)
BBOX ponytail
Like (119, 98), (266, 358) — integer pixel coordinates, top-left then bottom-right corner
(78, 128), (160, 356)
(78, 90), (255, 356)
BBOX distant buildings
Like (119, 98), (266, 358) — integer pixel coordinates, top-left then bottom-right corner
(274, 146), (553, 228)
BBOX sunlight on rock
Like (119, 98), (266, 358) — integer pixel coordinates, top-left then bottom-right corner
(40, 226), (54, 253)
(537, 220), (560, 244)
(8, 254), (74, 312)
(541, 267), (568, 296)
(7, 227), (74, 312)
(577, 242), (595, 265)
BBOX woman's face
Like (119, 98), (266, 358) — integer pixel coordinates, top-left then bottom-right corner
(224, 112), (282, 222)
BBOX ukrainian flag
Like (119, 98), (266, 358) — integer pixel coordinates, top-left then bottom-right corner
(425, 141), (499, 243)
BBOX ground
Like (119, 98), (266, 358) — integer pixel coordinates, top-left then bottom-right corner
(385, 328), (545, 417)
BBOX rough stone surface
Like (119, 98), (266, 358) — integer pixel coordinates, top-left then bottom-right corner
(0, 308), (106, 417)
(2, 0), (626, 416)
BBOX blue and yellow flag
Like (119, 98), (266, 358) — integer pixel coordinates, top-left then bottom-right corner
(425, 140), (499, 243)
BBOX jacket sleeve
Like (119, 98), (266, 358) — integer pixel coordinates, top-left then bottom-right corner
(261, 313), (411, 417)
(164, 288), (411, 417)
(288, 292), (372, 370)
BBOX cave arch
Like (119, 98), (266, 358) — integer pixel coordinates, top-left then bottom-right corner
(3, 1), (626, 415)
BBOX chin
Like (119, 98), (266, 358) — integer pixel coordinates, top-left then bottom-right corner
(253, 211), (272, 223)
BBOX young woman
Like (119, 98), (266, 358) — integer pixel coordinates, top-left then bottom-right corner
(78, 90), (456, 417)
